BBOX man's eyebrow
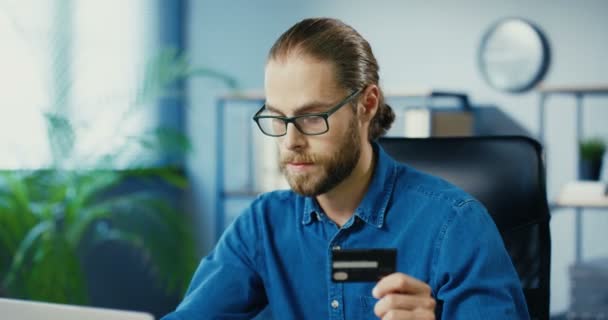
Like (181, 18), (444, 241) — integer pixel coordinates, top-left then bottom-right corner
(264, 101), (333, 116)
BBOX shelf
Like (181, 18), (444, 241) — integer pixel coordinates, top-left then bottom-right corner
(214, 90), (532, 240)
(537, 84), (608, 96)
(385, 90), (471, 109)
(217, 90), (472, 108)
(536, 83), (608, 265)
(551, 181), (608, 209)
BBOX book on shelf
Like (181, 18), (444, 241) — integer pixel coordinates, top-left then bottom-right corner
(402, 108), (474, 138)
(403, 108), (431, 138)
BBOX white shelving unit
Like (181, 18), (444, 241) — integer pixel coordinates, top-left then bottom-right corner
(537, 84), (608, 263)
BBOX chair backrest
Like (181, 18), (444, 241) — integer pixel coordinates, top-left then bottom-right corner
(379, 136), (551, 320)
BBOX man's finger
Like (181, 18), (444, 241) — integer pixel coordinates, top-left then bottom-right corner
(379, 309), (435, 320)
(372, 273), (432, 298)
(374, 294), (436, 317)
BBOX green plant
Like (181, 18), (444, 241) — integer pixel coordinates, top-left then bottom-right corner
(579, 137), (606, 161)
(0, 47), (238, 304)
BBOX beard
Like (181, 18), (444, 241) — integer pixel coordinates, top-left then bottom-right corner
(279, 120), (361, 197)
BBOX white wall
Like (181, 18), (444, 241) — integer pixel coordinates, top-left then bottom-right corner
(186, 0), (608, 314)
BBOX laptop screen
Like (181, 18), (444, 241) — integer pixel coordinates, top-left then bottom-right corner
(0, 298), (154, 320)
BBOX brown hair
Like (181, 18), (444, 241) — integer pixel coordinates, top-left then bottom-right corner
(268, 18), (395, 141)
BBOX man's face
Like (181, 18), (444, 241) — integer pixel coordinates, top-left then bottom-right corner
(264, 54), (362, 196)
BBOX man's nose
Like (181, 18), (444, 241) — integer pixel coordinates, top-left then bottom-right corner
(282, 123), (306, 151)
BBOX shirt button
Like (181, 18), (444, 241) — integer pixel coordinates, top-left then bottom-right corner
(331, 300), (340, 309)
(332, 245), (341, 251)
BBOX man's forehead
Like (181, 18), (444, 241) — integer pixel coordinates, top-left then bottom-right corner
(264, 55), (342, 112)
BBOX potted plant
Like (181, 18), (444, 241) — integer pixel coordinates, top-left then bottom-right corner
(579, 137), (606, 181)
(0, 47), (238, 309)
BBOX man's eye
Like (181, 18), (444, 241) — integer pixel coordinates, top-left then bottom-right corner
(300, 116), (324, 125)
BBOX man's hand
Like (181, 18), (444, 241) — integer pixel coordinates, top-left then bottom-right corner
(372, 273), (436, 320)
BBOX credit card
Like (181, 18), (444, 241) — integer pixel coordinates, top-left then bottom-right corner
(331, 248), (397, 282)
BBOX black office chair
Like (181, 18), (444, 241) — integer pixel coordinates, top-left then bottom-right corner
(379, 136), (551, 320)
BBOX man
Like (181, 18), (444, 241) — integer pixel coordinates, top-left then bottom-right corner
(163, 18), (528, 319)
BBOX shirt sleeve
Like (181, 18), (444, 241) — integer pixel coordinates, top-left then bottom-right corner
(161, 204), (267, 320)
(433, 200), (530, 320)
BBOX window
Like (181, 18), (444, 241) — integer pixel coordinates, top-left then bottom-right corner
(0, 0), (158, 169)
(0, 1), (53, 169)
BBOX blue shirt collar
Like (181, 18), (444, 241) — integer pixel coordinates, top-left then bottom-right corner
(302, 142), (397, 228)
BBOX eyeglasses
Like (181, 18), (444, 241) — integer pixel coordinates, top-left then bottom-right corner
(252, 89), (362, 137)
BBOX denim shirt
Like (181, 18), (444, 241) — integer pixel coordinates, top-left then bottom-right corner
(162, 143), (529, 319)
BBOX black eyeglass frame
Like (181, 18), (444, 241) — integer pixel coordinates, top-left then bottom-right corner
(252, 88), (363, 137)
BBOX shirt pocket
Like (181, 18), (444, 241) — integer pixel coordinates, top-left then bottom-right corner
(359, 295), (379, 320)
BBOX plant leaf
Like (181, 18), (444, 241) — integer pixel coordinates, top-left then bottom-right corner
(3, 220), (53, 291)
(44, 113), (76, 166)
(26, 234), (87, 304)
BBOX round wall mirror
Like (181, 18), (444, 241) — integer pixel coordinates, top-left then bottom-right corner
(478, 18), (550, 93)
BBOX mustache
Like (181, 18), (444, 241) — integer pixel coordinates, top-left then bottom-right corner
(280, 152), (319, 165)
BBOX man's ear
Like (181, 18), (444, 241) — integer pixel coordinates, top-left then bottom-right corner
(358, 85), (380, 123)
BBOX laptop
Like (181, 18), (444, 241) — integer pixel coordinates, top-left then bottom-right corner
(0, 297), (154, 320)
